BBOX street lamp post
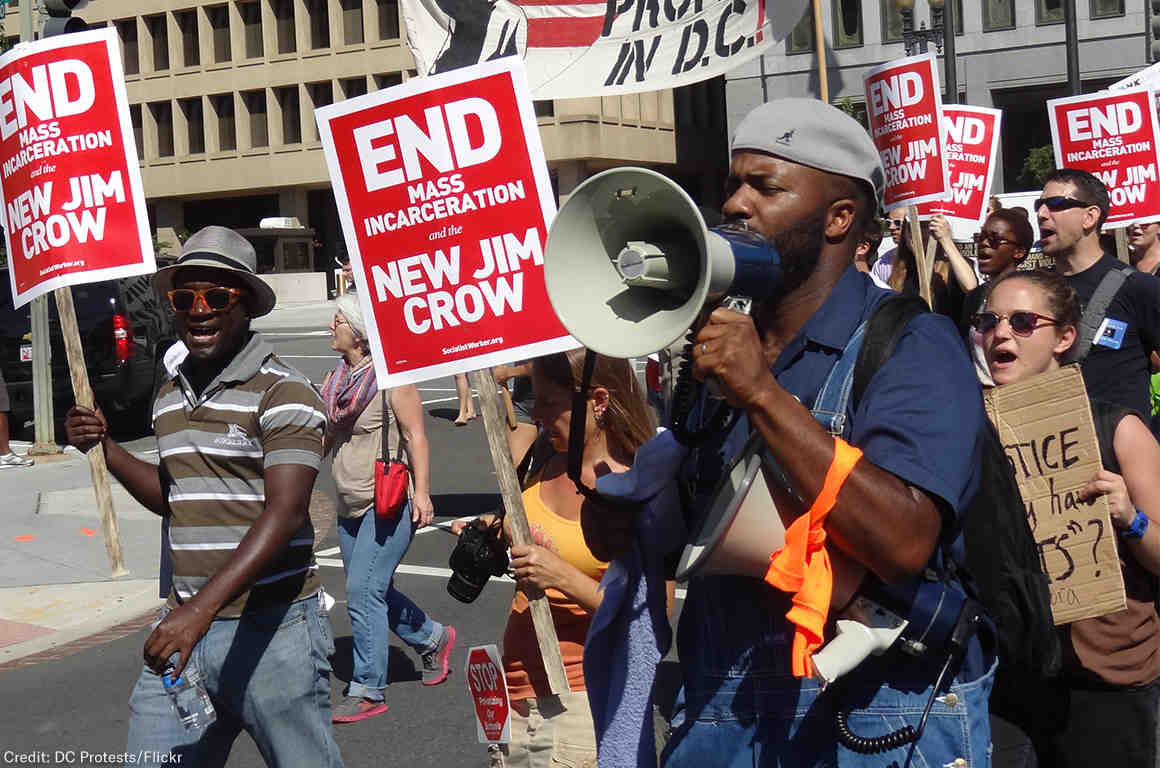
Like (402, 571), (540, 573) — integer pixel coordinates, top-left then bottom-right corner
(895, 0), (957, 103)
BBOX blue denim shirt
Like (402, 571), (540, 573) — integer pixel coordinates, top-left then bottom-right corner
(676, 267), (988, 724)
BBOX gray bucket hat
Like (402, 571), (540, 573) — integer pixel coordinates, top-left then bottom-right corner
(154, 226), (277, 317)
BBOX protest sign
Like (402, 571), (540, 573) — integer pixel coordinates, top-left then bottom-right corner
(465, 645), (511, 744)
(1, 29), (154, 309)
(984, 365), (1126, 625)
(917, 105), (1002, 237)
(317, 56), (577, 389)
(1048, 88), (1160, 229)
(864, 53), (949, 212)
(400, 0), (808, 98)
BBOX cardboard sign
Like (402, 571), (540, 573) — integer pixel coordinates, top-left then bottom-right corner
(984, 366), (1127, 625)
(917, 105), (1002, 236)
(317, 57), (577, 387)
(863, 53), (949, 211)
(465, 644), (511, 744)
(1, 29), (154, 309)
(400, 0), (808, 98)
(1047, 88), (1160, 229)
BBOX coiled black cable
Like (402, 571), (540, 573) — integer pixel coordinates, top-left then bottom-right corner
(835, 710), (917, 754)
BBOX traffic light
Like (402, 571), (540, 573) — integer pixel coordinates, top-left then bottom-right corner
(42, 0), (88, 37)
(1150, 0), (1160, 63)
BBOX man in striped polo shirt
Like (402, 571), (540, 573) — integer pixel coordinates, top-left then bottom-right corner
(66, 226), (343, 767)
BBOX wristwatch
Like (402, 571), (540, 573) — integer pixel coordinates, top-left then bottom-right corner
(1120, 508), (1150, 540)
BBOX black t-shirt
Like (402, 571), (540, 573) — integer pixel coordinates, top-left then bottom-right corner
(1066, 253), (1160, 416)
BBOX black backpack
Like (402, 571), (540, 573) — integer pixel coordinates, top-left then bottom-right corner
(852, 295), (1062, 679)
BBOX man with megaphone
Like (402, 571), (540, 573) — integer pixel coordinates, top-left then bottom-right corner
(549, 99), (994, 767)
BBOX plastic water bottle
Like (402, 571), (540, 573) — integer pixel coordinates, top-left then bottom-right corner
(162, 664), (216, 730)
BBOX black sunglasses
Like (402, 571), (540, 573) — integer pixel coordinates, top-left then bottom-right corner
(168, 287), (246, 313)
(973, 232), (1017, 248)
(1033, 196), (1094, 213)
(971, 310), (1059, 336)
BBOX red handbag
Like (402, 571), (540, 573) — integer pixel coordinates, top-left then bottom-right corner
(374, 395), (409, 520)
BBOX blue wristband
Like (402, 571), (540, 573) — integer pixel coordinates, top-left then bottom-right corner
(1121, 508), (1150, 540)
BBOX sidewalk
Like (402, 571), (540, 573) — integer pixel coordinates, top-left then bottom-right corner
(0, 447), (166, 667)
(253, 298), (338, 332)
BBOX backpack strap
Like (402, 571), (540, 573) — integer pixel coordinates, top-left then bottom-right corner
(1063, 261), (1132, 364)
(852, 295), (931, 408)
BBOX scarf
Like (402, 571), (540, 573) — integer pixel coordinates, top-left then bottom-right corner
(321, 358), (378, 433)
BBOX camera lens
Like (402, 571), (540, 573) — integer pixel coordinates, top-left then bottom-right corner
(447, 570), (489, 603)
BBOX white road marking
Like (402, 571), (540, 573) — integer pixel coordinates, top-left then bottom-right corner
(263, 331), (332, 337)
(421, 396), (464, 406)
(279, 355), (341, 359)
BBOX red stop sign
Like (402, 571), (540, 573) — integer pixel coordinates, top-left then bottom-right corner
(467, 646), (509, 742)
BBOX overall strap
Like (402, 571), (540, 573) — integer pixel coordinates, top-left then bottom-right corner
(810, 320), (870, 440)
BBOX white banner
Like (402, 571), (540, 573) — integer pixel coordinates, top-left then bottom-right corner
(401, 0), (809, 98)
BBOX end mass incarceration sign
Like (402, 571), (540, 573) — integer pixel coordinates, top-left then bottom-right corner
(317, 57), (576, 387)
(1, 29), (154, 309)
(1048, 87), (1160, 228)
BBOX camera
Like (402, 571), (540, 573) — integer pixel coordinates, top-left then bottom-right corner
(447, 517), (510, 603)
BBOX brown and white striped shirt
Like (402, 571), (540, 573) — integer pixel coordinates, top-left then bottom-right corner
(154, 332), (325, 618)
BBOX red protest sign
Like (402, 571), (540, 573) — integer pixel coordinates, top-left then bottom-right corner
(317, 57), (577, 388)
(1048, 88), (1160, 229)
(864, 53), (949, 211)
(1, 29), (154, 309)
(917, 105), (1002, 232)
(465, 645), (510, 744)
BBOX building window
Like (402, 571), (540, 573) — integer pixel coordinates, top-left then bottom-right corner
(273, 0), (296, 53)
(981, 0), (1014, 29)
(832, 0), (862, 47)
(533, 100), (555, 118)
(151, 101), (174, 158)
(341, 0), (364, 44)
(239, 1), (263, 57)
(243, 90), (268, 148)
(374, 72), (402, 90)
(307, 81), (333, 139)
(207, 5), (232, 61)
(786, 6), (814, 53)
(341, 77), (367, 99)
(952, 0), (963, 34)
(181, 97), (205, 154)
(176, 10), (200, 66)
(212, 93), (236, 151)
(1090, 0), (1123, 18)
(130, 104), (143, 158)
(307, 0), (330, 48)
(118, 19), (139, 75)
(1037, 0), (1063, 24)
(276, 87), (301, 144)
(881, 0), (903, 42)
(145, 15), (169, 70)
(377, 0), (399, 39)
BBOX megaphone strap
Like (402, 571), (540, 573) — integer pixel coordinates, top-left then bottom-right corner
(763, 436), (863, 678)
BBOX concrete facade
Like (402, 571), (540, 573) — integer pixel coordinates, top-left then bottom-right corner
(2, 0), (677, 300)
(726, 0), (1151, 192)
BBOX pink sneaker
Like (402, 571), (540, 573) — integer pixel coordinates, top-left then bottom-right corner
(421, 625), (456, 686)
(332, 696), (388, 723)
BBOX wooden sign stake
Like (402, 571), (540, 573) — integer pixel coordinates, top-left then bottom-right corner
(1114, 227), (1131, 265)
(54, 285), (128, 578)
(812, 0), (828, 103)
(906, 205), (932, 308)
(469, 367), (571, 695)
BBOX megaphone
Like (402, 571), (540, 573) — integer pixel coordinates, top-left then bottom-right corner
(544, 167), (782, 359)
(675, 434), (785, 582)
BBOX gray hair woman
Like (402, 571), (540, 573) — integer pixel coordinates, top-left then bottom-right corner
(321, 293), (456, 723)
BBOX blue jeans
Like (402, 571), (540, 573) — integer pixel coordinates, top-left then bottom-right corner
(662, 576), (996, 768)
(337, 504), (443, 701)
(126, 595), (344, 768)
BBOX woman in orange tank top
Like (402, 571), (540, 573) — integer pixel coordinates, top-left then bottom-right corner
(455, 349), (655, 768)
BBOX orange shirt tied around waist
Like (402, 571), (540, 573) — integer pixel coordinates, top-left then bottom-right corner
(764, 437), (862, 678)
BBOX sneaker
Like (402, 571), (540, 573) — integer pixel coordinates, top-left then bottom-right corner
(332, 696), (388, 724)
(0, 453), (32, 468)
(421, 625), (456, 686)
